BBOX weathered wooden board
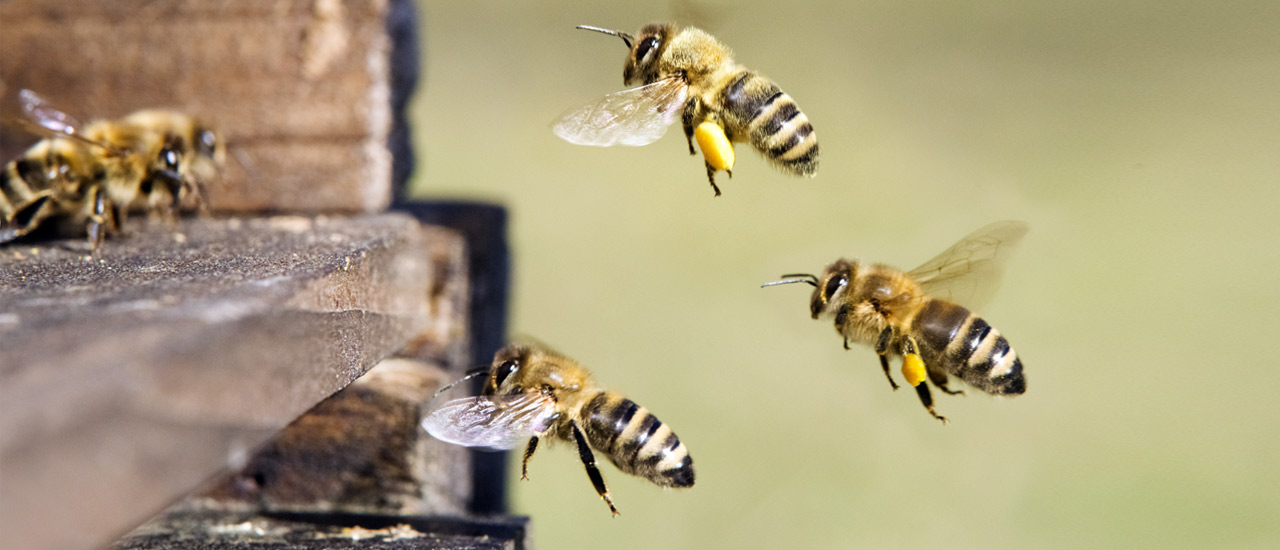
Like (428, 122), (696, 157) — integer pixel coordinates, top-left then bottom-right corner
(0, 213), (469, 550)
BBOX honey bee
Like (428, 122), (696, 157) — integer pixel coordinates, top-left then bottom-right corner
(552, 23), (819, 196)
(1, 90), (223, 248)
(423, 343), (695, 515)
(763, 221), (1030, 423)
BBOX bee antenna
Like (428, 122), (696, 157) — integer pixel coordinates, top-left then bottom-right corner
(575, 25), (634, 49)
(761, 273), (819, 288)
(431, 367), (490, 400)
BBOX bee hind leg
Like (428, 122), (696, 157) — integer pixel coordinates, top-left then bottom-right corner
(928, 368), (964, 396)
(704, 164), (722, 196)
(571, 421), (619, 516)
(901, 336), (947, 423)
(521, 436), (539, 480)
(913, 382), (948, 424)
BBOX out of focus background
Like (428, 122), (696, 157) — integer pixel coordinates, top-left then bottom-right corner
(410, 1), (1279, 548)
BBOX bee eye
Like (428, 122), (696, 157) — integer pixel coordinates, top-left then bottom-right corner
(493, 359), (519, 387)
(196, 130), (217, 157)
(822, 274), (847, 303)
(161, 147), (180, 171)
(635, 36), (659, 63)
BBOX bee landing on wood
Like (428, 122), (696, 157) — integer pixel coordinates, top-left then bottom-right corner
(0, 90), (224, 249)
(552, 23), (819, 197)
(764, 221), (1030, 423)
(423, 343), (695, 515)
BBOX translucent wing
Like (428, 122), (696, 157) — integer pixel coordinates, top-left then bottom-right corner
(16, 89), (117, 152)
(909, 221), (1029, 311)
(422, 392), (558, 450)
(551, 76), (688, 147)
(19, 89), (84, 137)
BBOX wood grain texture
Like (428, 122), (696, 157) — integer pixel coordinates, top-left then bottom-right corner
(0, 0), (395, 212)
(0, 213), (467, 550)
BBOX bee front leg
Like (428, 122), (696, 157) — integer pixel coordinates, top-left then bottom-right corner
(521, 436), (539, 481)
(571, 420), (618, 516)
(182, 178), (209, 214)
(873, 325), (900, 391)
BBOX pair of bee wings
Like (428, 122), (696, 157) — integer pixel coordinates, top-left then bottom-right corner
(422, 391), (560, 451)
(908, 220), (1030, 311)
(551, 76), (688, 147)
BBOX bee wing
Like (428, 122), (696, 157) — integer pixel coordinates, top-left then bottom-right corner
(422, 392), (558, 450)
(551, 76), (688, 147)
(908, 221), (1029, 311)
(19, 89), (85, 137)
(16, 90), (119, 153)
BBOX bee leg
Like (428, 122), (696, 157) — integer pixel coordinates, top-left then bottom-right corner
(913, 382), (948, 424)
(682, 97), (701, 155)
(190, 179), (210, 214)
(154, 169), (185, 224)
(928, 367), (964, 396)
(521, 436), (539, 481)
(571, 420), (619, 516)
(704, 164), (722, 196)
(901, 336), (947, 423)
(114, 204), (130, 236)
(873, 326), (900, 390)
(85, 185), (116, 251)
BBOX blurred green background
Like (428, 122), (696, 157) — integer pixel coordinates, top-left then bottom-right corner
(408, 1), (1279, 548)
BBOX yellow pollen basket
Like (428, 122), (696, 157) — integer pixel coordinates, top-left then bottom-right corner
(902, 353), (927, 387)
(695, 121), (735, 172)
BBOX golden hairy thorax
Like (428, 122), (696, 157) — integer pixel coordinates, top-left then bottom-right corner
(661, 27), (734, 84)
(840, 264), (927, 347)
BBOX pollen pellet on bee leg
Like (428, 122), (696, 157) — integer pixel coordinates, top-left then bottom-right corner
(902, 353), (927, 387)
(694, 121), (734, 173)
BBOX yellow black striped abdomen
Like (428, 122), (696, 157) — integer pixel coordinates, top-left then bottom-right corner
(1, 157), (61, 242)
(912, 299), (1026, 395)
(1, 157), (45, 220)
(581, 391), (694, 488)
(718, 70), (819, 176)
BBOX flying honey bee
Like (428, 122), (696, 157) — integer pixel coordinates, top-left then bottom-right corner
(1, 90), (223, 248)
(552, 23), (819, 197)
(423, 343), (695, 515)
(763, 221), (1030, 423)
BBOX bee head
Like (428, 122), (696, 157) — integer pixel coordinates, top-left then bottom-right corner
(187, 125), (225, 185)
(811, 260), (856, 319)
(624, 23), (674, 85)
(487, 344), (530, 396)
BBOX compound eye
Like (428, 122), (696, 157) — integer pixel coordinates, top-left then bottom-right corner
(493, 359), (519, 387)
(822, 274), (847, 303)
(635, 36), (660, 64)
(161, 147), (180, 171)
(196, 130), (217, 157)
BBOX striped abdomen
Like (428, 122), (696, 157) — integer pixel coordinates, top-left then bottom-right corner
(718, 70), (819, 177)
(1, 156), (64, 242)
(911, 299), (1026, 395)
(580, 391), (694, 488)
(1, 157), (48, 221)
